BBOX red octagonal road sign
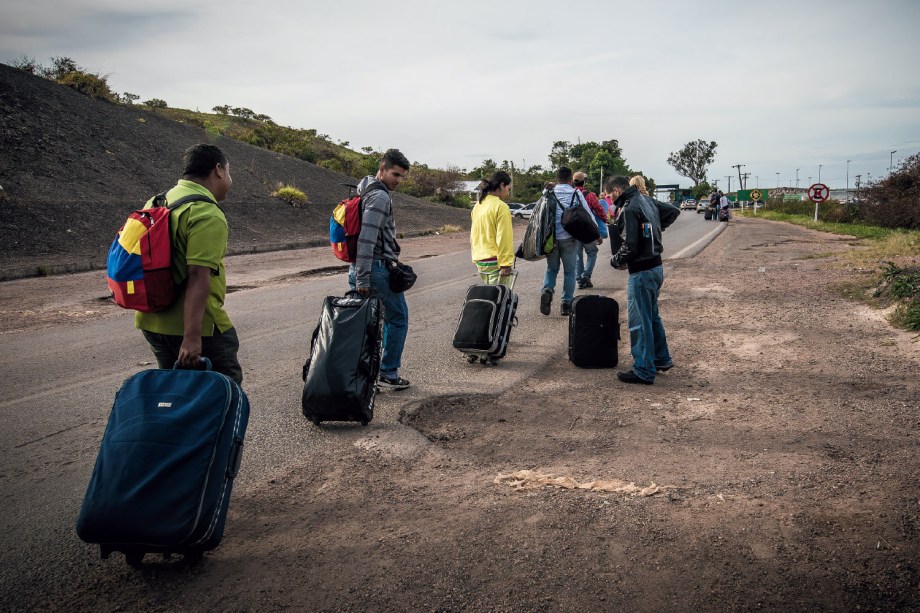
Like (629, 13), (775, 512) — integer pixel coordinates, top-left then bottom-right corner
(808, 183), (830, 203)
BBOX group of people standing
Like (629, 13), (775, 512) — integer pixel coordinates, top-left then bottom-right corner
(134, 143), (679, 395)
(471, 167), (680, 385)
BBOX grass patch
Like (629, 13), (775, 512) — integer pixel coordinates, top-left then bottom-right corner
(270, 185), (308, 207)
(437, 224), (463, 234)
(743, 210), (920, 331)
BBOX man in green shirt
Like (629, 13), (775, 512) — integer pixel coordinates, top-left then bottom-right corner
(135, 144), (242, 384)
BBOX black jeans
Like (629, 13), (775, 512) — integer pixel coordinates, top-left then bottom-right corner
(142, 327), (243, 385)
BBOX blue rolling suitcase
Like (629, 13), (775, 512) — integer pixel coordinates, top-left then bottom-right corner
(76, 361), (250, 566)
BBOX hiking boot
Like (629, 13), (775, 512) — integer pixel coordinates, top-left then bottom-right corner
(617, 370), (653, 385)
(540, 289), (553, 316)
(560, 302), (572, 316)
(655, 361), (674, 372)
(378, 375), (411, 391)
(581, 277), (593, 289)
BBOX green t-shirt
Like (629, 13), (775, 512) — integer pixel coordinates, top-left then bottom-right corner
(135, 180), (232, 336)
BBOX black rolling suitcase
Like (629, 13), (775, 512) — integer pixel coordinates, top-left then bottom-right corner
(302, 292), (383, 426)
(76, 361), (250, 566)
(569, 295), (619, 368)
(452, 273), (518, 365)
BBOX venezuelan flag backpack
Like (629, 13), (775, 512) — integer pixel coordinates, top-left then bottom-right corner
(329, 184), (384, 262)
(106, 192), (216, 312)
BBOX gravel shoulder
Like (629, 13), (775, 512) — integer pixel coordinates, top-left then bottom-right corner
(8, 218), (920, 611)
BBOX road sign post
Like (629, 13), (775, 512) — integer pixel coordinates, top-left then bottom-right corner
(807, 183), (829, 222)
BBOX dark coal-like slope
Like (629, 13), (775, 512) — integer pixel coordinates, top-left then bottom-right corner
(0, 64), (469, 279)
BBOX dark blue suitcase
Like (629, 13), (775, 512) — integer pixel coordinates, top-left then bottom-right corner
(76, 361), (249, 566)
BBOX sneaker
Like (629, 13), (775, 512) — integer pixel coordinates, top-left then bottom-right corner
(581, 277), (593, 289)
(617, 370), (653, 385)
(540, 289), (553, 316)
(560, 302), (572, 316)
(655, 362), (674, 372)
(378, 375), (411, 391)
(577, 280), (586, 289)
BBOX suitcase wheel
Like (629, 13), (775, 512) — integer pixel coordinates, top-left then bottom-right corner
(310, 417), (321, 427)
(466, 355), (478, 364)
(125, 551), (145, 568)
(361, 420), (369, 427)
(184, 550), (204, 564)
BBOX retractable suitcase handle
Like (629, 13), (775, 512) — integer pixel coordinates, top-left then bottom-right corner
(500, 269), (518, 292)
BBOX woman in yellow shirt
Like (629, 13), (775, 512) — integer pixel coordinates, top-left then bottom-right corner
(470, 171), (515, 285)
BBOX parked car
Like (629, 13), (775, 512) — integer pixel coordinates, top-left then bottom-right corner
(506, 202), (526, 212)
(696, 200), (710, 213)
(513, 202), (537, 219)
(680, 199), (697, 210)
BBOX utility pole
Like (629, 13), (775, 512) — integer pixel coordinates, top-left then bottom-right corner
(741, 172), (751, 190)
(775, 172), (780, 187)
(890, 150), (897, 174)
(732, 164), (745, 191)
(855, 174), (861, 200)
(509, 161), (515, 200)
(712, 179), (719, 190)
(818, 164), (823, 184)
(796, 168), (800, 188)
(846, 159), (851, 202)
(725, 175), (733, 193)
(808, 176), (812, 186)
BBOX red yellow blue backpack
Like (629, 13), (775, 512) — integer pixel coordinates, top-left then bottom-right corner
(106, 192), (216, 312)
(329, 184), (384, 262)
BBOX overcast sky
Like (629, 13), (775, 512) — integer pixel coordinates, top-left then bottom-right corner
(3, 0), (919, 190)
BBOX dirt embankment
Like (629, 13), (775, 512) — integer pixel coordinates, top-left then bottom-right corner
(13, 217), (918, 611)
(0, 63), (471, 280)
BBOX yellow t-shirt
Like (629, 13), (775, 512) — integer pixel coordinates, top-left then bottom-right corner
(470, 195), (515, 268)
(135, 180), (232, 336)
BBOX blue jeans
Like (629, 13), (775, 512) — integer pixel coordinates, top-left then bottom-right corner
(543, 237), (578, 304)
(575, 240), (599, 280)
(349, 260), (409, 379)
(626, 265), (672, 382)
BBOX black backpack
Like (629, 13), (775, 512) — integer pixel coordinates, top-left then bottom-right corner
(557, 191), (600, 244)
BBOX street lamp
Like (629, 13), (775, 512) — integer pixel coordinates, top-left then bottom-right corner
(890, 150), (897, 174)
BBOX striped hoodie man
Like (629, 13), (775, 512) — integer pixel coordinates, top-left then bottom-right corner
(348, 149), (413, 390)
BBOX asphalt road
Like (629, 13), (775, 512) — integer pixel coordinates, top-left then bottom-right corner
(0, 210), (723, 598)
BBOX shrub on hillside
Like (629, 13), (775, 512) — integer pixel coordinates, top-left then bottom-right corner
(399, 165), (463, 199)
(271, 185), (308, 207)
(57, 70), (116, 101)
(858, 153), (920, 230)
(143, 98), (168, 108)
(11, 55), (115, 101)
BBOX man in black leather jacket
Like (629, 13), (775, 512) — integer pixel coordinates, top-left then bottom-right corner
(608, 176), (681, 384)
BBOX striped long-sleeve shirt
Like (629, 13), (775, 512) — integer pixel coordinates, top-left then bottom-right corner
(354, 176), (400, 287)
